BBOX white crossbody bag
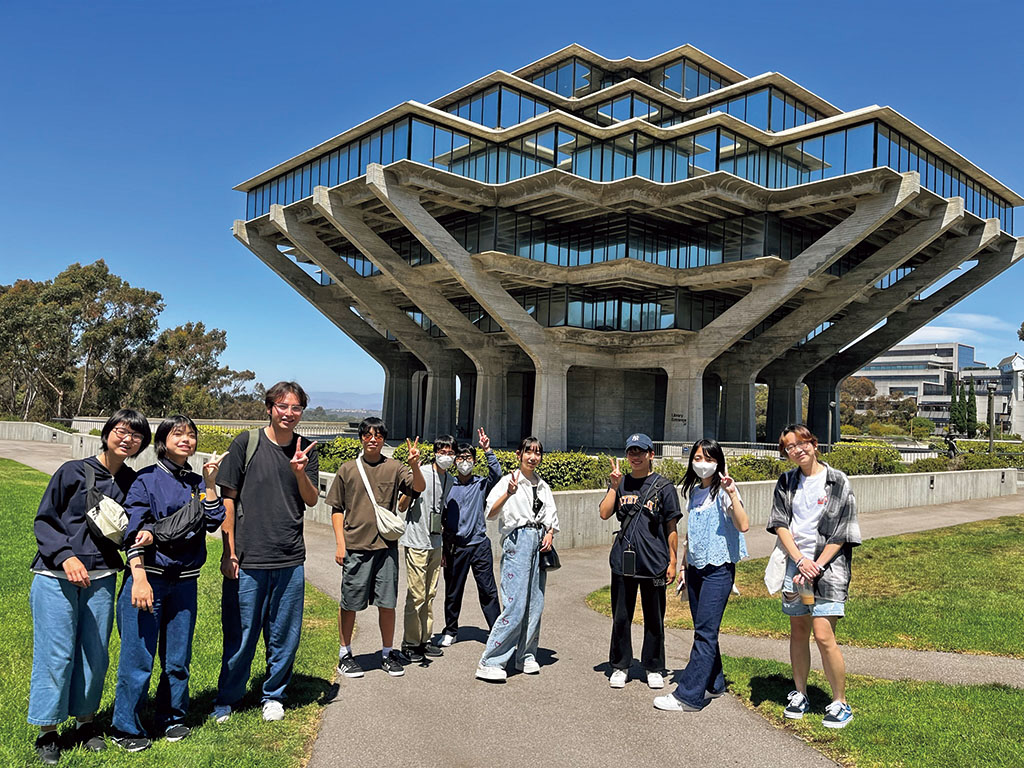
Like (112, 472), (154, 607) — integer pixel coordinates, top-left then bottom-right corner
(356, 455), (406, 541)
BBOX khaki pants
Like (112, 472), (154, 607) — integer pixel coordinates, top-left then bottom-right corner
(403, 547), (442, 647)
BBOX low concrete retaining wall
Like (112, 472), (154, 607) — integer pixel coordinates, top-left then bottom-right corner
(56, 431), (1019, 555)
(0, 421), (78, 445)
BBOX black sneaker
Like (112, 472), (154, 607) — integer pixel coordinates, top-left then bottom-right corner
(35, 732), (60, 766)
(164, 724), (191, 742)
(401, 644), (425, 663)
(382, 650), (406, 677)
(73, 722), (106, 752)
(422, 642), (444, 657)
(337, 652), (364, 678)
(392, 648), (412, 665)
(112, 735), (153, 752)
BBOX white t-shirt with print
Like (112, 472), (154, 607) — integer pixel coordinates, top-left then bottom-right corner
(790, 468), (828, 558)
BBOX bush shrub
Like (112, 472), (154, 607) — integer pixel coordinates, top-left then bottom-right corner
(823, 443), (905, 475)
(318, 437), (361, 474)
(958, 453), (1022, 470)
(907, 456), (953, 473)
(655, 457), (688, 484)
(840, 424), (859, 436)
(196, 425), (248, 454)
(727, 455), (793, 482)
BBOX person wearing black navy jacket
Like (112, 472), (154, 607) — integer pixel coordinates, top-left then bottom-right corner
(110, 415), (225, 752)
(28, 409), (151, 766)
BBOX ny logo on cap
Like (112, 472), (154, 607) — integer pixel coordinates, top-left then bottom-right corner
(630, 434), (640, 442)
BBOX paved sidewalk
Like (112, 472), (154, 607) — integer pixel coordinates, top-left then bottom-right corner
(0, 439), (71, 475)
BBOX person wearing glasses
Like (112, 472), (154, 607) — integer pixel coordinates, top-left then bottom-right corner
(212, 382), (319, 724)
(29, 409), (151, 765)
(768, 424), (860, 729)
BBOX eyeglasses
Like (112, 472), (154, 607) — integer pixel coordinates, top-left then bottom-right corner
(784, 441), (814, 455)
(112, 426), (144, 442)
(273, 403), (305, 414)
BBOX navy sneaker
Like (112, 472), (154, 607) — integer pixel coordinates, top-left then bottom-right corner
(35, 732), (60, 766)
(73, 722), (106, 752)
(784, 690), (809, 719)
(112, 735), (153, 752)
(823, 700), (853, 728)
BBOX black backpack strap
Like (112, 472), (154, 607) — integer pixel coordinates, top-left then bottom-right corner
(82, 460), (96, 490)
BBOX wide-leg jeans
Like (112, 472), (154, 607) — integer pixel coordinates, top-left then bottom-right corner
(479, 527), (546, 670)
(673, 562), (735, 709)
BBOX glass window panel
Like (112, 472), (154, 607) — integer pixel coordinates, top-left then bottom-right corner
(543, 69), (556, 93)
(726, 95), (745, 121)
(535, 128), (556, 171)
(745, 88), (769, 129)
(458, 100), (471, 120)
(635, 134), (654, 180)
(451, 131), (470, 174)
(770, 90), (785, 133)
(500, 88), (519, 128)
(469, 94), (482, 124)
(556, 61), (574, 97)
(482, 88), (499, 127)
(706, 221), (723, 265)
(380, 127), (393, 167)
(684, 63), (699, 99)
(693, 130), (717, 174)
(574, 60), (591, 97)
(393, 119), (409, 161)
(613, 134), (633, 179)
(785, 97), (796, 130)
(698, 68), (710, 95)
(410, 119), (434, 164)
(612, 95), (632, 123)
(802, 136), (824, 183)
(522, 95), (537, 120)
(433, 126), (453, 170)
(844, 123), (873, 173)
(555, 128), (575, 171)
(369, 131), (381, 165)
(822, 131), (845, 179)
(661, 62), (682, 95)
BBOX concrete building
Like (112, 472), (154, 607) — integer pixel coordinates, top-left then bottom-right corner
(913, 352), (1024, 435)
(232, 44), (1023, 449)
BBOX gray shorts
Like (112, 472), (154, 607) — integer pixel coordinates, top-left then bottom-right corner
(341, 547), (399, 611)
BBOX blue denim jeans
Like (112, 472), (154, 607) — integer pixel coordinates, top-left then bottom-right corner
(28, 573), (117, 726)
(673, 562), (735, 710)
(479, 527), (546, 670)
(112, 575), (198, 736)
(215, 565), (304, 710)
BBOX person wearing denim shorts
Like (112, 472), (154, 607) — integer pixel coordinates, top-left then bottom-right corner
(767, 424), (861, 730)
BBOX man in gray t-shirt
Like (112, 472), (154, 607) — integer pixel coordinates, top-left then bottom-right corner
(398, 435), (456, 661)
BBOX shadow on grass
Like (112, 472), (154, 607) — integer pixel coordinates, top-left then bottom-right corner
(748, 675), (832, 711)
(90, 673), (336, 734)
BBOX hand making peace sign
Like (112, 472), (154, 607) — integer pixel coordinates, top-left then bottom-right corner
(506, 469), (520, 496)
(202, 451), (224, 485)
(290, 439), (317, 475)
(406, 436), (422, 465)
(608, 456), (623, 490)
(477, 427), (490, 452)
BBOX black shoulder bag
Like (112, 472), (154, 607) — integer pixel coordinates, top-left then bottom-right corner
(152, 468), (205, 545)
(532, 484), (560, 572)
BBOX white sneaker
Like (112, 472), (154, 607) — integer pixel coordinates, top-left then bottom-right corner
(654, 694), (700, 712)
(522, 658), (540, 674)
(475, 665), (507, 681)
(262, 701), (284, 722)
(439, 634), (456, 647)
(609, 669), (628, 688)
(647, 671), (665, 689)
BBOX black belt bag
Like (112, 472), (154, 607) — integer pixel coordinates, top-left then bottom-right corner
(152, 493), (205, 544)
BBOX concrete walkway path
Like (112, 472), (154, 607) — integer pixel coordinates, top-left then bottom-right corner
(0, 439), (71, 475)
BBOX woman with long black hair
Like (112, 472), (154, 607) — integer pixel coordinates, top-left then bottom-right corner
(29, 409), (151, 765)
(654, 438), (747, 712)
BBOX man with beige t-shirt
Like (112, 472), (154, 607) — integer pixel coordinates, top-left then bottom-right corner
(327, 418), (425, 678)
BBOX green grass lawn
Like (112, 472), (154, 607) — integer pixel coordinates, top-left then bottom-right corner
(0, 459), (339, 768)
(722, 656), (1024, 768)
(587, 515), (1024, 657)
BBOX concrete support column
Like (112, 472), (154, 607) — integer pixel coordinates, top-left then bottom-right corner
(663, 362), (705, 443)
(717, 366), (757, 442)
(381, 354), (420, 438)
(533, 360), (568, 449)
(765, 372), (804, 441)
(474, 358), (509, 446)
(805, 371), (841, 446)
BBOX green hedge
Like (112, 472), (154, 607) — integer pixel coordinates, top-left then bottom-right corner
(822, 443), (906, 475)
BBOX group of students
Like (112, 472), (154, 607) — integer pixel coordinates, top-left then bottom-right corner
(27, 377), (858, 765)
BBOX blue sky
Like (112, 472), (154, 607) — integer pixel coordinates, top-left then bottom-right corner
(2, 0), (1022, 404)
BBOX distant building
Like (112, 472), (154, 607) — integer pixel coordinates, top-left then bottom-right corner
(857, 344), (1024, 434)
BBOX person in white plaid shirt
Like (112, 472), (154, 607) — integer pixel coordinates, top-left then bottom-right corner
(767, 424), (861, 729)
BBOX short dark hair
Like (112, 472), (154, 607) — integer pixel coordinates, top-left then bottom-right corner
(100, 409), (151, 455)
(154, 415), (198, 460)
(455, 442), (476, 461)
(359, 417), (388, 439)
(516, 436), (543, 457)
(264, 381), (308, 410)
(433, 435), (456, 453)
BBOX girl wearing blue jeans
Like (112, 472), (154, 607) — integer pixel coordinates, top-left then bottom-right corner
(475, 437), (558, 681)
(655, 439), (748, 712)
(28, 410), (151, 765)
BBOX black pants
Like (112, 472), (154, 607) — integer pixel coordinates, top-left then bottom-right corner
(609, 572), (667, 673)
(442, 538), (500, 636)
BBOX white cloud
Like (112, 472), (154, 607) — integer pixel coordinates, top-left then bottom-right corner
(938, 313), (1016, 333)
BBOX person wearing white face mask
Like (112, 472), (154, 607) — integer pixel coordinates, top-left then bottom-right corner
(655, 439), (748, 713)
(397, 435), (457, 662)
(438, 428), (503, 647)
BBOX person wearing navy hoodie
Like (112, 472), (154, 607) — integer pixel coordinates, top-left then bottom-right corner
(110, 415), (225, 752)
(29, 409), (151, 766)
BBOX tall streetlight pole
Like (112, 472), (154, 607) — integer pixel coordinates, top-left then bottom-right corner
(987, 381), (997, 453)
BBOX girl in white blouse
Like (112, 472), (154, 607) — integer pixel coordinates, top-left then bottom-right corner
(475, 437), (559, 681)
